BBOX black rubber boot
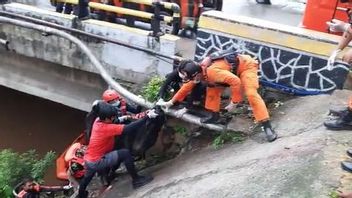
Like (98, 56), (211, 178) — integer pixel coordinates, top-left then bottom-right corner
(132, 175), (153, 189)
(341, 161), (352, 173)
(324, 108), (352, 130)
(200, 111), (220, 124)
(256, 0), (271, 4)
(261, 120), (278, 142)
(347, 148), (352, 158)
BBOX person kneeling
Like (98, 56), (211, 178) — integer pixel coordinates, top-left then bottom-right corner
(78, 102), (156, 198)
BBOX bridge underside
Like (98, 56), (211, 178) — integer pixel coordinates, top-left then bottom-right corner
(0, 49), (107, 111)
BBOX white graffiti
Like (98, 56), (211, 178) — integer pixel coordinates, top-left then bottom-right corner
(195, 30), (349, 93)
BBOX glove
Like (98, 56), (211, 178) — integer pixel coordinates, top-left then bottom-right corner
(117, 115), (130, 123)
(326, 19), (350, 33)
(157, 98), (165, 104)
(225, 102), (237, 112)
(156, 100), (174, 111)
(175, 107), (188, 118)
(147, 109), (159, 118)
(63, 184), (73, 190)
(327, 49), (341, 71)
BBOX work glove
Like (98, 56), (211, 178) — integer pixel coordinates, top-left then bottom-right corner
(326, 19), (350, 33)
(157, 98), (165, 104)
(147, 109), (159, 119)
(156, 100), (174, 111)
(225, 102), (237, 112)
(327, 49), (341, 71)
(63, 185), (73, 190)
(117, 115), (131, 123)
(175, 107), (188, 118)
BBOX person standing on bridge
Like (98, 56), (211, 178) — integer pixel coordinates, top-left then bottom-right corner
(156, 49), (278, 142)
(78, 102), (156, 198)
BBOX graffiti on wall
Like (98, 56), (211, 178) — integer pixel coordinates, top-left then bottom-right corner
(195, 30), (350, 94)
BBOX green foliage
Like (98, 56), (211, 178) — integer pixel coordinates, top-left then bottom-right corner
(212, 131), (245, 149)
(142, 76), (166, 102)
(173, 125), (187, 136)
(328, 191), (339, 198)
(0, 149), (56, 198)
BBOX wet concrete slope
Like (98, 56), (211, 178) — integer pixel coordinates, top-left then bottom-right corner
(105, 90), (352, 198)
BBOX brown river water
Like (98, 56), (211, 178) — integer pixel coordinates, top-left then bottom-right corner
(0, 85), (87, 185)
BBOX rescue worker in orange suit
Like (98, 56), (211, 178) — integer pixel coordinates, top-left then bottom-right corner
(17, 178), (71, 198)
(325, 0), (352, 190)
(157, 65), (206, 109)
(78, 101), (156, 198)
(157, 50), (278, 142)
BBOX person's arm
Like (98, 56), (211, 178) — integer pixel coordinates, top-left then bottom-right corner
(39, 185), (66, 193)
(158, 71), (179, 100)
(126, 103), (142, 114)
(67, 169), (80, 188)
(121, 117), (148, 136)
(337, 26), (352, 51)
(172, 81), (196, 103)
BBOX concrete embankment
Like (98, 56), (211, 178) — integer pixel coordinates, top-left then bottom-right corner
(105, 90), (352, 198)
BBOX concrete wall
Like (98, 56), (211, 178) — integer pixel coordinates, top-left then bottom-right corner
(0, 3), (184, 84)
(0, 3), (188, 110)
(196, 11), (350, 94)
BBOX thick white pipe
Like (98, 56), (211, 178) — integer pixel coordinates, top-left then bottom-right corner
(0, 16), (226, 131)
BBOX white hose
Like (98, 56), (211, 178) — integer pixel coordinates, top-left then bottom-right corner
(0, 16), (226, 131)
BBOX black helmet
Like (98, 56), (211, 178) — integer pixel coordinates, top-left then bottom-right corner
(178, 60), (201, 81)
(97, 101), (118, 120)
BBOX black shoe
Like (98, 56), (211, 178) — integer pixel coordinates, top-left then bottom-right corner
(256, 0), (271, 4)
(329, 107), (349, 117)
(261, 121), (278, 142)
(347, 149), (352, 158)
(324, 118), (352, 130)
(132, 175), (153, 189)
(200, 112), (220, 124)
(341, 161), (352, 173)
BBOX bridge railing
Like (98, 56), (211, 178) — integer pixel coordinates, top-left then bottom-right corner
(53, 0), (181, 36)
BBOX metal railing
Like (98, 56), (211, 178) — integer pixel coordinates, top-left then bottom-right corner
(54, 0), (180, 36)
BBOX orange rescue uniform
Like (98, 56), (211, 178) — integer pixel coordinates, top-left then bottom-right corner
(172, 54), (269, 122)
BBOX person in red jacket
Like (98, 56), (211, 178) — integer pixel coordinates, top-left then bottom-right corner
(157, 50), (277, 142)
(85, 89), (144, 144)
(78, 101), (157, 198)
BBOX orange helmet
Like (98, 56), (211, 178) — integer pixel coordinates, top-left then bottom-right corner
(102, 89), (120, 102)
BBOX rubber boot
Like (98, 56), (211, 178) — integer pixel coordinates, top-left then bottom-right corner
(261, 120), (278, 142)
(324, 108), (352, 130)
(200, 111), (220, 124)
(341, 161), (352, 173)
(132, 175), (153, 189)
